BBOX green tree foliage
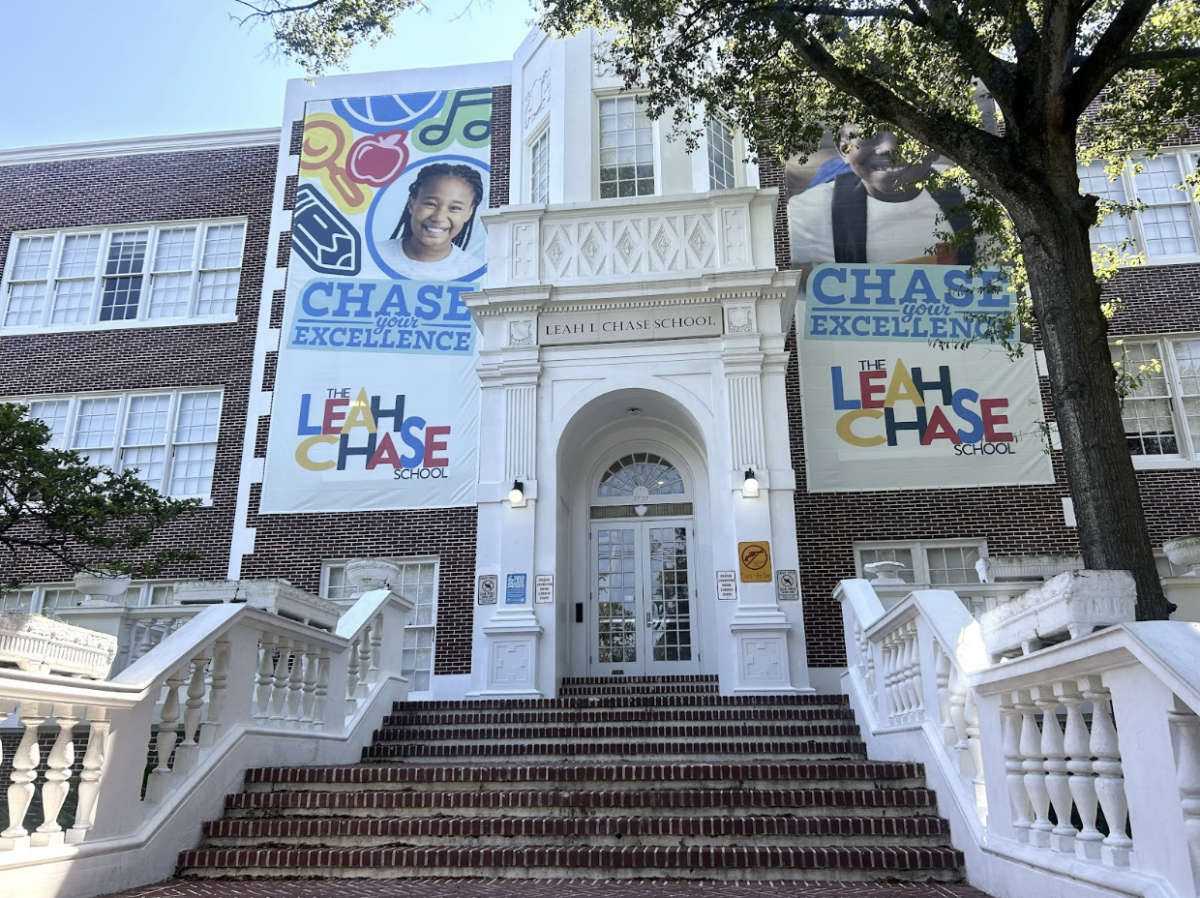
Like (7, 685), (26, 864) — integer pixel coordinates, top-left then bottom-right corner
(237, 0), (1200, 620)
(0, 403), (199, 584)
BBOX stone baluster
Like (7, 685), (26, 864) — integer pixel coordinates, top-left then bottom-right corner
(885, 629), (905, 722)
(1083, 676), (1132, 866)
(345, 632), (362, 713)
(893, 628), (913, 720)
(1017, 689), (1052, 847)
(903, 621), (923, 722)
(1034, 686), (1077, 852)
(369, 613), (384, 680)
(314, 648), (331, 726)
(254, 633), (277, 719)
(67, 707), (109, 843)
(963, 687), (986, 808)
(286, 643), (307, 723)
(31, 706), (80, 846)
(270, 639), (293, 722)
(145, 668), (186, 802)
(936, 648), (955, 746)
(1059, 679), (1103, 860)
(175, 649), (211, 773)
(947, 665), (970, 770)
(301, 644), (319, 724)
(356, 625), (373, 696)
(1169, 696), (1200, 890)
(200, 637), (230, 747)
(1001, 696), (1032, 842)
(0, 704), (46, 849)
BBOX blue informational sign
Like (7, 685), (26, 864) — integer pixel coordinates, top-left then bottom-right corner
(505, 573), (527, 605)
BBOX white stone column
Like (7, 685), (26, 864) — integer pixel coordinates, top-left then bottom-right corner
(721, 299), (809, 693)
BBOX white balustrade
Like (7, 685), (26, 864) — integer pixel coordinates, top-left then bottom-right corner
(0, 582), (413, 885)
(839, 574), (1200, 898)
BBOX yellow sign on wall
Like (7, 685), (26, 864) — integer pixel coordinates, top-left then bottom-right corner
(738, 541), (772, 582)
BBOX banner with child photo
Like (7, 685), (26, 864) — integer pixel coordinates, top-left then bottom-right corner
(788, 127), (1054, 492)
(261, 86), (491, 513)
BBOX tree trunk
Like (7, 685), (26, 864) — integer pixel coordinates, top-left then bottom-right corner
(1007, 184), (1172, 620)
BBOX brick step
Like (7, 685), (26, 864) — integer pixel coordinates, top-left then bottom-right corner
(222, 786), (940, 817)
(176, 843), (965, 882)
(360, 738), (868, 762)
(371, 723), (862, 743)
(201, 812), (953, 846)
(243, 760), (926, 789)
(395, 693), (848, 710)
(380, 706), (856, 726)
(560, 676), (720, 685)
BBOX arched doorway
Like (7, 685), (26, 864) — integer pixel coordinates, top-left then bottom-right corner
(588, 451), (700, 676)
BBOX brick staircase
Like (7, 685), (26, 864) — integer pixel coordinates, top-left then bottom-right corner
(177, 675), (965, 882)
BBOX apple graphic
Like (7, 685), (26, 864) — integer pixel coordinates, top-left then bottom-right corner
(347, 130), (410, 186)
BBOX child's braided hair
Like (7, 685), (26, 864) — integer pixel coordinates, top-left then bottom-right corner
(390, 163), (484, 249)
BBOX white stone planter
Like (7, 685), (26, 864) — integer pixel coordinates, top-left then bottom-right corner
(864, 561), (907, 584)
(173, 579), (342, 630)
(1164, 536), (1200, 576)
(979, 569), (1136, 659)
(72, 571), (131, 603)
(0, 612), (118, 678)
(974, 554), (1084, 583)
(345, 558), (402, 593)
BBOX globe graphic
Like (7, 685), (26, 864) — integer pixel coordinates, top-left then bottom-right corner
(331, 92), (445, 134)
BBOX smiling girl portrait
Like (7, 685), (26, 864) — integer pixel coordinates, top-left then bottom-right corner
(376, 161), (486, 281)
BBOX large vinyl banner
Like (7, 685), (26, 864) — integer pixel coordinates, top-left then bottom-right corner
(789, 127), (1054, 491)
(260, 87), (492, 512)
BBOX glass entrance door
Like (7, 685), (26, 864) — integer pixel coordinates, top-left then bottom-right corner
(591, 520), (699, 676)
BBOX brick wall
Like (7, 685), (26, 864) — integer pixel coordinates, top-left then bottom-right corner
(0, 144), (276, 584)
(240, 85), (512, 677)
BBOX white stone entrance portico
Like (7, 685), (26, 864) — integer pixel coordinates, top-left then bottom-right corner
(466, 189), (813, 697)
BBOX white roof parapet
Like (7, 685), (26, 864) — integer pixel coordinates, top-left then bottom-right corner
(0, 128), (282, 167)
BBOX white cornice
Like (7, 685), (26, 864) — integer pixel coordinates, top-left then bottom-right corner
(0, 128), (282, 167)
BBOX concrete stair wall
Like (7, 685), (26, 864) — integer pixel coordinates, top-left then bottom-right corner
(177, 675), (965, 882)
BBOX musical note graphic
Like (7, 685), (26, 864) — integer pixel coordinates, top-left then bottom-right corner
(300, 114), (372, 213)
(414, 88), (493, 152)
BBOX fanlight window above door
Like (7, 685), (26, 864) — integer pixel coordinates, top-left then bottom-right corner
(598, 453), (685, 498)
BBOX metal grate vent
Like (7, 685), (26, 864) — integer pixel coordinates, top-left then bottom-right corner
(590, 502), (693, 519)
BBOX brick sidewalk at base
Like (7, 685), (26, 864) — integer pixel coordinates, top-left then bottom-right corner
(103, 879), (995, 898)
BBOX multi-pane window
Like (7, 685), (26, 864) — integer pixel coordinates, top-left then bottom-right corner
(855, 542), (985, 586)
(530, 128), (550, 204)
(598, 95), (655, 199)
(1080, 151), (1200, 261)
(1112, 337), (1200, 462)
(1, 221), (246, 330)
(9, 389), (223, 499)
(0, 581), (176, 614)
(707, 119), (737, 190)
(598, 453), (685, 497)
(322, 558), (438, 693)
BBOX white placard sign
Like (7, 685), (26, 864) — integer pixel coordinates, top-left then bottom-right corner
(716, 570), (738, 602)
(535, 574), (554, 604)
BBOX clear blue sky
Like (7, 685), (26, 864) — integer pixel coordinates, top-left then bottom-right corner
(0, 0), (536, 150)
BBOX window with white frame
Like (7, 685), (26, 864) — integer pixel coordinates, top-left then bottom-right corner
(1, 220), (246, 331)
(598, 95), (655, 199)
(707, 119), (738, 190)
(1079, 151), (1200, 261)
(10, 388), (222, 499)
(0, 581), (175, 614)
(322, 558), (438, 693)
(855, 541), (986, 585)
(1112, 336), (1200, 461)
(529, 128), (550, 204)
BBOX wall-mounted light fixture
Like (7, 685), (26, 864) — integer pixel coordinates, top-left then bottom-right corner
(743, 468), (760, 498)
(508, 479), (526, 506)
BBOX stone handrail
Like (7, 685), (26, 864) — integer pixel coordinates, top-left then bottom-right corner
(0, 586), (413, 898)
(839, 576), (1200, 898)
